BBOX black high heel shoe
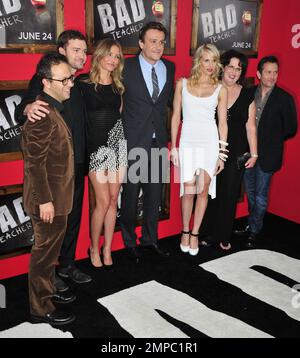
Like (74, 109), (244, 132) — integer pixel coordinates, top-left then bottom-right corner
(87, 248), (103, 269)
(101, 247), (114, 271)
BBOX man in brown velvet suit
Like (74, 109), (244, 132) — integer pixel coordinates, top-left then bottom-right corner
(22, 53), (76, 326)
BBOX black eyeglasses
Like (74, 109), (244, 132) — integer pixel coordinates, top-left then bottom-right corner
(45, 75), (75, 86)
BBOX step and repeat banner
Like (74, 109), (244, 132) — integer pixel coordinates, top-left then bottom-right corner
(0, 80), (27, 162)
(0, 185), (34, 255)
(0, 0), (266, 256)
(85, 0), (177, 54)
(0, 0), (64, 53)
(191, 0), (262, 55)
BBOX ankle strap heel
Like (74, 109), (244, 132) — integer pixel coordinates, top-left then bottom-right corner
(189, 232), (199, 256)
(180, 230), (190, 253)
(190, 232), (199, 237)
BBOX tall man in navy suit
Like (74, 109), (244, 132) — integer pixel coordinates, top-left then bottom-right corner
(235, 56), (297, 247)
(120, 22), (175, 261)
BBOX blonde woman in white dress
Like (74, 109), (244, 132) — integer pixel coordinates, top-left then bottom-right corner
(171, 44), (228, 255)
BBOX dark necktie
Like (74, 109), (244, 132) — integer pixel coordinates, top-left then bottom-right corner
(151, 66), (159, 102)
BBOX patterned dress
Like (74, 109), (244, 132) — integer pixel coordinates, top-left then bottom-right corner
(78, 75), (127, 172)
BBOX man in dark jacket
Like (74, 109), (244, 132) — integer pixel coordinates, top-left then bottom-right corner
(22, 53), (76, 325)
(120, 22), (175, 261)
(15, 30), (91, 290)
(236, 56), (297, 247)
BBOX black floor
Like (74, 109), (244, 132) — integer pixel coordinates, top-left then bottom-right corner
(0, 213), (299, 341)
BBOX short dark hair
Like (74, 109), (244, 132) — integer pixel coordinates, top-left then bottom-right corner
(220, 49), (248, 83)
(139, 22), (167, 43)
(57, 30), (87, 51)
(257, 55), (279, 74)
(37, 53), (69, 80)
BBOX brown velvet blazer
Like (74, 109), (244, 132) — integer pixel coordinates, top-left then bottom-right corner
(21, 94), (74, 216)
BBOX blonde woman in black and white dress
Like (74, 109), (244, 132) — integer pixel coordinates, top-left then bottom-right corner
(78, 39), (127, 268)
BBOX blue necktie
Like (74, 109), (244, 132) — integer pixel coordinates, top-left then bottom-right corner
(151, 66), (159, 102)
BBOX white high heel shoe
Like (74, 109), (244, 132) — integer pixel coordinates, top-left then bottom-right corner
(180, 230), (190, 253)
(189, 232), (199, 256)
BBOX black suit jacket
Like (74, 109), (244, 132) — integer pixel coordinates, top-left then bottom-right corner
(15, 74), (86, 165)
(122, 56), (175, 152)
(256, 85), (297, 172)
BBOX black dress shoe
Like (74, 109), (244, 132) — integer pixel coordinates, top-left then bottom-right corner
(127, 247), (141, 263)
(245, 233), (257, 248)
(54, 274), (69, 293)
(234, 225), (250, 236)
(52, 292), (77, 304)
(31, 309), (76, 326)
(142, 243), (170, 257)
(57, 265), (92, 284)
(103, 263), (114, 272)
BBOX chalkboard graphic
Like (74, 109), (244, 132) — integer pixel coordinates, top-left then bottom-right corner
(191, 0), (263, 56)
(0, 80), (28, 162)
(0, 185), (34, 256)
(86, 0), (177, 55)
(0, 0), (64, 53)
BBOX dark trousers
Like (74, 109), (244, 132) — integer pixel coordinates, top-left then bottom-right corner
(120, 141), (167, 247)
(58, 163), (85, 268)
(29, 214), (68, 316)
(200, 160), (244, 243)
(244, 162), (273, 234)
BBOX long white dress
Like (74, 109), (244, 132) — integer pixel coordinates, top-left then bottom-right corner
(179, 78), (221, 198)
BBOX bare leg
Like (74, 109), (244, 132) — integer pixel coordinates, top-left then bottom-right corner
(88, 171), (110, 267)
(180, 177), (197, 247)
(190, 171), (211, 250)
(103, 167), (126, 265)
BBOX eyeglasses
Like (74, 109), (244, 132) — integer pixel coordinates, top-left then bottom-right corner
(46, 75), (75, 86)
(149, 39), (166, 47)
(226, 65), (242, 73)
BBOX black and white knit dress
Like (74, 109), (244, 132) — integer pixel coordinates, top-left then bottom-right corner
(78, 76), (127, 172)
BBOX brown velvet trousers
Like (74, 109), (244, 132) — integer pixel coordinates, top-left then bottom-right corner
(28, 214), (68, 317)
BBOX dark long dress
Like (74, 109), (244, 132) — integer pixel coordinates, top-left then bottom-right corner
(78, 75), (127, 172)
(200, 87), (255, 244)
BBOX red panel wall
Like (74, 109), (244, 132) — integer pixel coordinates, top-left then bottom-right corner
(0, 0), (299, 279)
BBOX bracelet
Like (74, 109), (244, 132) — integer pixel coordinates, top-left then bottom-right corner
(219, 153), (228, 161)
(251, 153), (258, 158)
(219, 140), (229, 147)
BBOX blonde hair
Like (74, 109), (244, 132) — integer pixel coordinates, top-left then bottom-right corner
(189, 44), (222, 87)
(89, 38), (125, 94)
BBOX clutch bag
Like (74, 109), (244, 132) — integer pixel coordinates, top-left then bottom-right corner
(236, 152), (251, 170)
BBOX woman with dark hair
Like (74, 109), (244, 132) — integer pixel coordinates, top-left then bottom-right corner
(78, 38), (127, 268)
(200, 49), (257, 250)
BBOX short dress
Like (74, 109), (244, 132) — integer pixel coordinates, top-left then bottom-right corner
(179, 78), (222, 198)
(78, 76), (127, 172)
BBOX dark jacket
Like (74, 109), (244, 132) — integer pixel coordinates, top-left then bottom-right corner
(21, 95), (74, 216)
(256, 85), (297, 172)
(122, 56), (175, 152)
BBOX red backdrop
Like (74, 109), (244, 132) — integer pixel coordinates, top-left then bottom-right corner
(0, 0), (299, 279)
